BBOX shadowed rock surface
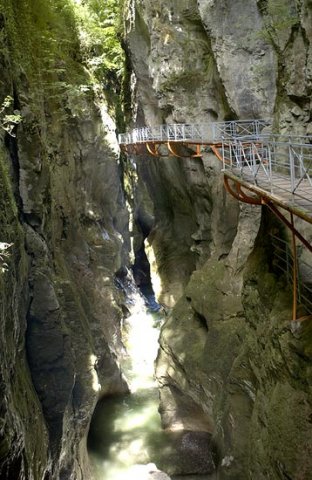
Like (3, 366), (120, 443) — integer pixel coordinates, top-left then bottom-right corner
(0, 0), (312, 479)
(124, 1), (312, 479)
(0, 1), (129, 478)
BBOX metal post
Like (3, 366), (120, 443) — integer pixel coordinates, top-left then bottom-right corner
(290, 213), (298, 321)
(252, 142), (256, 177)
(299, 147), (304, 179)
(268, 141), (273, 192)
(255, 120), (259, 139)
(229, 142), (233, 168)
(289, 141), (296, 195)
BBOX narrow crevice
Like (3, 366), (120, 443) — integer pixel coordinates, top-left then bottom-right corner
(4, 132), (22, 214)
(132, 215), (160, 311)
(194, 311), (209, 331)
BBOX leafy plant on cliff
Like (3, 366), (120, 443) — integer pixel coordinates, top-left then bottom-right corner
(0, 0), (88, 125)
(0, 242), (13, 273)
(257, 0), (299, 46)
(71, 0), (125, 114)
(0, 148), (22, 276)
(0, 96), (22, 137)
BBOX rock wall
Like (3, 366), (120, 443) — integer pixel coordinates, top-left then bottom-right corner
(0, 1), (129, 478)
(125, 0), (312, 478)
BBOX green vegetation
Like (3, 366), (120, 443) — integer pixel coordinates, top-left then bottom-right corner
(71, 0), (126, 124)
(73, 0), (125, 83)
(0, 147), (22, 276)
(0, 0), (126, 124)
(0, 0), (127, 262)
(0, 96), (22, 136)
(257, 0), (300, 46)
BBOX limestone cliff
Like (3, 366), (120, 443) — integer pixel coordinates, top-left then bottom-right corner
(0, 1), (129, 478)
(124, 0), (312, 478)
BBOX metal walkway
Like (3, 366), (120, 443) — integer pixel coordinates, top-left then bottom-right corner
(119, 120), (312, 319)
(222, 135), (312, 225)
(118, 120), (269, 145)
(119, 121), (312, 226)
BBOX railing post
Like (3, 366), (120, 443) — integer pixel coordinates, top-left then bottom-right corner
(229, 142), (233, 168)
(289, 139), (296, 195)
(290, 213), (298, 321)
(299, 146), (304, 179)
(255, 120), (259, 139)
(252, 142), (256, 177)
(268, 141), (273, 192)
(238, 142), (243, 170)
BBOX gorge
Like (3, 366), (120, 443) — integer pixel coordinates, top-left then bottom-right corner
(0, 0), (312, 479)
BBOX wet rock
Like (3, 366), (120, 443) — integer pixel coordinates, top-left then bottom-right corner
(159, 430), (216, 476)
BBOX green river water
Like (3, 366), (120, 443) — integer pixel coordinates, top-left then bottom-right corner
(88, 295), (217, 480)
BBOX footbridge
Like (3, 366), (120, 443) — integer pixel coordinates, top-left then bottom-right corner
(119, 120), (312, 319)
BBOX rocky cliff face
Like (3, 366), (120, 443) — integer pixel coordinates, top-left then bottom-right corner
(0, 2), (129, 478)
(125, 0), (312, 478)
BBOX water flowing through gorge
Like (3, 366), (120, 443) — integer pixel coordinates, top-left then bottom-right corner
(87, 292), (217, 480)
(87, 292), (168, 479)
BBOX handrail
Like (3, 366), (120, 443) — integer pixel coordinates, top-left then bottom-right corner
(118, 120), (312, 318)
(118, 119), (271, 145)
(222, 136), (312, 215)
(118, 120), (312, 223)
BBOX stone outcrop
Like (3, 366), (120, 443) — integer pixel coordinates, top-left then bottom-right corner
(0, 2), (129, 478)
(124, 0), (312, 478)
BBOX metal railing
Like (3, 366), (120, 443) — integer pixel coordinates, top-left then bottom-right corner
(118, 119), (270, 145)
(212, 119), (270, 141)
(118, 120), (312, 217)
(222, 135), (312, 212)
(271, 234), (312, 313)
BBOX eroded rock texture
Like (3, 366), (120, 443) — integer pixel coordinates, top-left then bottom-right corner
(0, 2), (129, 478)
(125, 0), (312, 478)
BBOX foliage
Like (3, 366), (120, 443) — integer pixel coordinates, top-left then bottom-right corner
(0, 148), (20, 277)
(0, 96), (22, 136)
(0, 0), (88, 126)
(257, 0), (299, 46)
(0, 242), (13, 273)
(0, 0), (127, 126)
(71, 0), (125, 89)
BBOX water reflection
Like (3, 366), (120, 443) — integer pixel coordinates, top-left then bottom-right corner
(88, 295), (217, 480)
(88, 388), (170, 479)
(88, 295), (167, 479)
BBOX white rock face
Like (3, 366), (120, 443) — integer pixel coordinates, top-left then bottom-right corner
(197, 0), (277, 118)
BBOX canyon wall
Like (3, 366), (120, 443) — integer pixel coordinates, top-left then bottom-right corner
(0, 1), (129, 478)
(1, 0), (312, 478)
(125, 0), (312, 478)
